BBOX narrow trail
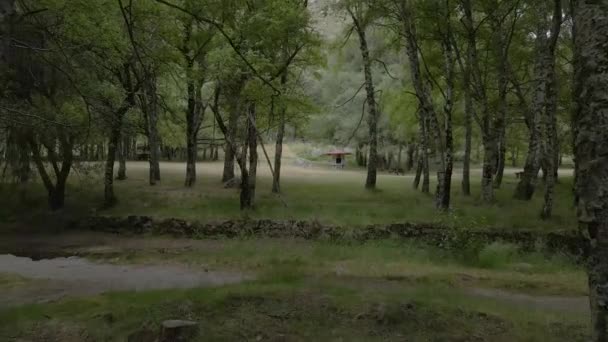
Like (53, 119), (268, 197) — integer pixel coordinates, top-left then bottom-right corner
(466, 287), (589, 314)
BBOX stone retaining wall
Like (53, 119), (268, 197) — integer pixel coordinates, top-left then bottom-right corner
(68, 216), (588, 257)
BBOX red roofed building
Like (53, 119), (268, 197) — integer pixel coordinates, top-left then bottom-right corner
(324, 150), (352, 169)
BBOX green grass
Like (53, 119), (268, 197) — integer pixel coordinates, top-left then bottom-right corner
(82, 238), (586, 296)
(0, 279), (589, 341)
(0, 159), (578, 232)
(0, 236), (588, 340)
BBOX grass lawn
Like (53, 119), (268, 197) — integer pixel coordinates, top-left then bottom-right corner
(0, 236), (590, 341)
(1, 158), (577, 232)
(0, 149), (587, 340)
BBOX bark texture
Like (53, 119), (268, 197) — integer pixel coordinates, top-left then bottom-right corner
(437, 10), (455, 210)
(116, 136), (127, 181)
(142, 77), (161, 185)
(104, 127), (120, 207)
(222, 81), (245, 183)
(28, 135), (74, 211)
(272, 73), (287, 194)
(399, 1), (445, 202)
(104, 64), (136, 206)
(540, 0), (562, 219)
(462, 0), (495, 203)
(572, 2), (608, 340)
(246, 103), (258, 208)
(462, 60), (473, 196)
(184, 77), (204, 188)
(349, 9), (379, 190)
(182, 21), (207, 188)
(514, 1), (560, 201)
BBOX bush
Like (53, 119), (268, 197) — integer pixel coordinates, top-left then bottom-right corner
(476, 242), (520, 269)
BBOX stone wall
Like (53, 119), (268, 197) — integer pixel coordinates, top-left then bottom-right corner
(68, 216), (587, 257)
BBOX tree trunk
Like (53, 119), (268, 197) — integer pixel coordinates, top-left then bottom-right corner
(494, 134), (506, 188)
(462, 76), (473, 196)
(104, 127), (120, 207)
(17, 136), (30, 183)
(514, 1), (559, 200)
(184, 75), (200, 187)
(222, 96), (240, 183)
(397, 144), (403, 170)
(350, 11), (379, 190)
(185, 133), (197, 187)
(272, 103), (285, 193)
(541, 0), (562, 219)
(144, 78), (161, 185)
(117, 136), (127, 181)
(436, 16), (455, 211)
(399, 1), (445, 197)
(247, 103), (258, 207)
(413, 149), (423, 190)
(572, 2), (608, 340)
(96, 144), (103, 161)
(272, 73), (287, 193)
(422, 147), (430, 194)
(406, 142), (415, 171)
(238, 125), (251, 210)
(462, 0), (497, 203)
(48, 180), (66, 211)
(28, 137), (73, 211)
(481, 135), (496, 203)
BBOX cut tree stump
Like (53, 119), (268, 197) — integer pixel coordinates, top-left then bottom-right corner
(159, 320), (199, 342)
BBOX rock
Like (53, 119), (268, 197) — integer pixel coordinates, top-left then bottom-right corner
(159, 320), (199, 342)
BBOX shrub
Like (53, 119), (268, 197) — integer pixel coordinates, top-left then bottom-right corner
(476, 242), (520, 269)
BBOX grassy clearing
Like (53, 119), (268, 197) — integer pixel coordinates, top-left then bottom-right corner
(0, 278), (589, 341)
(85, 238), (586, 297)
(0, 159), (577, 232)
(0, 235), (589, 340)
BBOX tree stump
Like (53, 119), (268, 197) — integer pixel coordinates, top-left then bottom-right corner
(159, 320), (199, 342)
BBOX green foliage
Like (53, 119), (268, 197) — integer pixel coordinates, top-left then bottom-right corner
(476, 242), (520, 269)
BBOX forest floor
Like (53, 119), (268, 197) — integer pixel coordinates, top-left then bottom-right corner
(1, 144), (577, 232)
(0, 145), (585, 340)
(0, 232), (590, 341)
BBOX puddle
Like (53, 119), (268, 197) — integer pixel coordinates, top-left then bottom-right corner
(5, 250), (77, 261)
(0, 254), (250, 307)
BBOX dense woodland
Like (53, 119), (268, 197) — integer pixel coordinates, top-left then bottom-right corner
(1, 0), (608, 339)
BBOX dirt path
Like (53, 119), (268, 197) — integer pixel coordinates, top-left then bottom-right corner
(0, 233), (588, 313)
(466, 287), (589, 314)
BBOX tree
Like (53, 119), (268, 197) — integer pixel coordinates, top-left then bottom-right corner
(539, 0), (562, 219)
(385, 0), (452, 209)
(339, 0), (381, 190)
(175, 1), (217, 188)
(514, 0), (562, 202)
(572, 1), (608, 340)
